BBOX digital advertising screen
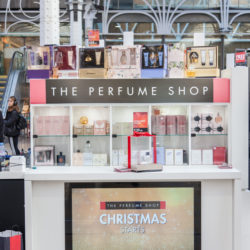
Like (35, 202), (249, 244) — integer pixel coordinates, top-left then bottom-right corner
(65, 182), (201, 250)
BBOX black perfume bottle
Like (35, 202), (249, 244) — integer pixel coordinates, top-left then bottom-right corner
(57, 152), (66, 166)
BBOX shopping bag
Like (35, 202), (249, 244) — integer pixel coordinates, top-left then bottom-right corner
(0, 230), (23, 250)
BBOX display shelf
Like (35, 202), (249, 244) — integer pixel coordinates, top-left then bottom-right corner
(192, 134), (228, 136)
(34, 135), (70, 138)
(73, 135), (110, 137)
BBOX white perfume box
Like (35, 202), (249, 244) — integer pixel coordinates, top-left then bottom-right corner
(83, 152), (93, 166)
(175, 149), (183, 165)
(131, 150), (140, 165)
(139, 150), (152, 165)
(191, 150), (202, 165)
(118, 150), (125, 166)
(112, 150), (119, 166)
(202, 149), (213, 165)
(165, 149), (174, 165)
(93, 154), (107, 166)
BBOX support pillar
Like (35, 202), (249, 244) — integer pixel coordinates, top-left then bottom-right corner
(40, 0), (60, 46)
(68, 0), (84, 46)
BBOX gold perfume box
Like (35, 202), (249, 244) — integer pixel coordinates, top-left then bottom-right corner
(79, 68), (107, 79)
(185, 46), (220, 77)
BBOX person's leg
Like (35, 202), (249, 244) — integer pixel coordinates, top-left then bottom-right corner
(13, 136), (20, 155)
(9, 136), (17, 155)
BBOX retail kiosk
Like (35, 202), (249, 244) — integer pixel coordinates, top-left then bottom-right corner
(23, 70), (248, 250)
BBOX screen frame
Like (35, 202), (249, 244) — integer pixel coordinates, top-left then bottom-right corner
(65, 182), (201, 250)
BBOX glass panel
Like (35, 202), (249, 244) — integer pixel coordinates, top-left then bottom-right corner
(191, 105), (228, 165)
(72, 106), (110, 166)
(151, 105), (189, 166)
(33, 106), (70, 166)
(112, 106), (148, 166)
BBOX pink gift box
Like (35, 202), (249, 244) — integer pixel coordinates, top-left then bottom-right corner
(176, 115), (187, 135)
(166, 115), (176, 135)
(94, 120), (107, 135)
(155, 115), (166, 135)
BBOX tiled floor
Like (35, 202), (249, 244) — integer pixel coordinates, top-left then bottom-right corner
(241, 190), (250, 250)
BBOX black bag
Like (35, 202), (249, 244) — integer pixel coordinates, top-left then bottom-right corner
(16, 114), (27, 130)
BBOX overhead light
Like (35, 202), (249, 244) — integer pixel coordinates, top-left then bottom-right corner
(115, 25), (121, 28)
(118, 37), (122, 40)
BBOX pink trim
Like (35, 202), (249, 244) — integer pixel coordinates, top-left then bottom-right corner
(213, 78), (230, 103)
(30, 79), (46, 104)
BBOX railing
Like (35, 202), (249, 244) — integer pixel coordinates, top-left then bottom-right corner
(1, 50), (26, 117)
(106, 0), (250, 10)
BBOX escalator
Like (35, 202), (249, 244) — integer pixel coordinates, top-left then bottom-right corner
(1, 50), (30, 155)
(1, 50), (26, 117)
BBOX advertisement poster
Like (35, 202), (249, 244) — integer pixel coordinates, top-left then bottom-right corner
(133, 112), (148, 132)
(88, 30), (100, 47)
(68, 183), (199, 250)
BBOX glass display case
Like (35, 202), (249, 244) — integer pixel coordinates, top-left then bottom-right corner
(31, 103), (229, 167)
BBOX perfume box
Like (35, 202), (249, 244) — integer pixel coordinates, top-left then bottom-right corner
(79, 68), (106, 79)
(168, 43), (185, 78)
(83, 125), (94, 135)
(151, 115), (156, 135)
(175, 149), (183, 165)
(141, 44), (168, 78)
(131, 150), (140, 165)
(112, 150), (119, 165)
(54, 46), (77, 70)
(27, 70), (50, 79)
(133, 112), (148, 133)
(191, 150), (202, 165)
(83, 152), (93, 166)
(73, 124), (84, 135)
(93, 154), (107, 166)
(107, 45), (141, 69)
(165, 149), (174, 165)
(119, 150), (125, 166)
(79, 47), (104, 68)
(58, 70), (78, 79)
(185, 46), (220, 77)
(139, 150), (152, 165)
(141, 69), (167, 78)
(154, 115), (166, 135)
(202, 149), (213, 165)
(213, 147), (226, 165)
(27, 46), (51, 70)
(72, 152), (83, 166)
(106, 68), (141, 79)
(155, 147), (165, 165)
(34, 116), (45, 135)
(176, 115), (187, 135)
(113, 122), (133, 135)
(166, 115), (176, 135)
(94, 120), (107, 135)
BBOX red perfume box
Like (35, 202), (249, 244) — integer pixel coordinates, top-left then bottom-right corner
(133, 112), (148, 132)
(176, 115), (187, 135)
(213, 147), (226, 165)
(154, 115), (166, 135)
(166, 115), (176, 135)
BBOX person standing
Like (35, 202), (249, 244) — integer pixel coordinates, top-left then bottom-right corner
(4, 96), (20, 155)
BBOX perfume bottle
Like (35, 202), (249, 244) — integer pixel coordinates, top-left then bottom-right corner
(194, 115), (201, 122)
(215, 113), (222, 123)
(120, 51), (127, 65)
(57, 152), (66, 166)
(149, 52), (157, 67)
